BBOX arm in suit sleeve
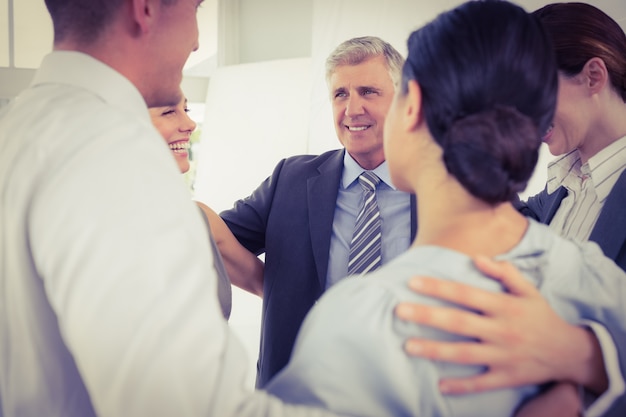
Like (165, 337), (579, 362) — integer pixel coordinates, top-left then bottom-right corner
(514, 187), (549, 221)
(220, 158), (288, 255)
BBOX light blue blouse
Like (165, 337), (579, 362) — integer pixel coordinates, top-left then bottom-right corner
(268, 220), (626, 417)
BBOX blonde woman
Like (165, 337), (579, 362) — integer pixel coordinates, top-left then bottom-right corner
(150, 94), (264, 319)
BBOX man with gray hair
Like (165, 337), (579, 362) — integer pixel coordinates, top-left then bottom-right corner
(218, 36), (417, 387)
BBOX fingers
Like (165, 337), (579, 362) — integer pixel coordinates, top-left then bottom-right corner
(396, 302), (502, 341)
(402, 257), (543, 316)
(472, 256), (539, 297)
(396, 291), (532, 349)
(405, 276), (511, 316)
(438, 370), (529, 394)
(403, 338), (510, 366)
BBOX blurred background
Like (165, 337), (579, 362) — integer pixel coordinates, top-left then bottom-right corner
(2, 0), (625, 389)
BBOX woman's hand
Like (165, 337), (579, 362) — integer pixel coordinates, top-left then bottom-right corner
(395, 256), (607, 394)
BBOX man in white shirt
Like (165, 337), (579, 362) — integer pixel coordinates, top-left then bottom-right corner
(0, 1), (342, 416)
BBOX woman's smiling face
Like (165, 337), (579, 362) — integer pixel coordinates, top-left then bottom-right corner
(150, 95), (196, 173)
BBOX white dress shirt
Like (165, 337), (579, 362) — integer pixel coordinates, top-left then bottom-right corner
(0, 51), (341, 417)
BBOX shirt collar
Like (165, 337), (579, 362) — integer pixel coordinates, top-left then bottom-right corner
(341, 151), (396, 190)
(546, 150), (581, 195)
(546, 135), (626, 202)
(31, 51), (151, 124)
(588, 135), (626, 202)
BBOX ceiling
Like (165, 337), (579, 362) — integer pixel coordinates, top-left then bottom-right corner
(1, 0), (624, 101)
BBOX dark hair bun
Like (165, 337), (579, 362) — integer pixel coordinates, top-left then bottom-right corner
(442, 105), (540, 204)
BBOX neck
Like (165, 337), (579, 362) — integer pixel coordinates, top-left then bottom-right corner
(349, 151), (385, 171)
(578, 91), (626, 163)
(411, 170), (528, 258)
(53, 22), (156, 105)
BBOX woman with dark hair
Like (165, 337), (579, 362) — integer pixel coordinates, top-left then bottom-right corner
(515, 4), (626, 413)
(520, 2), (626, 267)
(264, 1), (626, 416)
(399, 3), (626, 415)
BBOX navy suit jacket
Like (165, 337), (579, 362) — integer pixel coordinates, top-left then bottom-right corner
(517, 170), (626, 416)
(221, 149), (417, 387)
(517, 170), (626, 272)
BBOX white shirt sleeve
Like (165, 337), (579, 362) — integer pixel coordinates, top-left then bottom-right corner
(30, 124), (342, 417)
(581, 320), (625, 417)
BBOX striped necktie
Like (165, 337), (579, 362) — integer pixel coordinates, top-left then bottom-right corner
(348, 171), (382, 276)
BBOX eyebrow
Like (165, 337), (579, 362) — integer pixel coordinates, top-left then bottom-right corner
(357, 85), (381, 93)
(333, 85), (382, 95)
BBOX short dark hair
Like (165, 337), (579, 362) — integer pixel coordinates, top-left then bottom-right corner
(401, 0), (557, 204)
(44, 0), (125, 45)
(533, 2), (626, 103)
(44, 0), (178, 45)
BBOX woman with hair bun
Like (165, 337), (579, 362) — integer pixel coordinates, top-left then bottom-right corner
(265, 1), (626, 416)
(401, 3), (626, 415)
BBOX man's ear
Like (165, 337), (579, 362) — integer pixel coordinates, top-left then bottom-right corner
(583, 57), (609, 94)
(405, 80), (424, 132)
(131, 0), (157, 33)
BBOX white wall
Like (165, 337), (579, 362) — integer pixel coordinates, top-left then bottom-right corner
(193, 57), (312, 211)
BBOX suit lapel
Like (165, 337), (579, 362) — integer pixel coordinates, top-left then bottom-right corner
(308, 150), (344, 289)
(544, 187), (568, 224)
(589, 170), (626, 260)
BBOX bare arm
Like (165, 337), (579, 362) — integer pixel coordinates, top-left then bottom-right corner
(394, 256), (608, 395)
(515, 382), (582, 417)
(196, 201), (264, 297)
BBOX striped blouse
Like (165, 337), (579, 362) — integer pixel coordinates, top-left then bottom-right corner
(546, 135), (626, 241)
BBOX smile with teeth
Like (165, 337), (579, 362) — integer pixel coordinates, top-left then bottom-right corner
(347, 125), (370, 131)
(169, 141), (190, 153)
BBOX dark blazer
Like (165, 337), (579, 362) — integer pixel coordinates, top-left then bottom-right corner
(517, 170), (626, 417)
(517, 169), (626, 271)
(221, 149), (418, 388)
